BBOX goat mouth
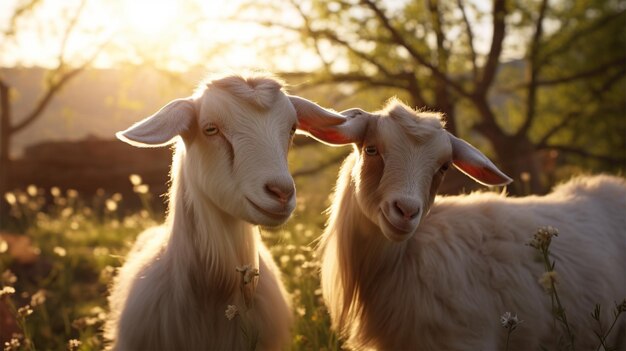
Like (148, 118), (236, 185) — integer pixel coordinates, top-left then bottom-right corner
(246, 198), (290, 221)
(380, 210), (415, 237)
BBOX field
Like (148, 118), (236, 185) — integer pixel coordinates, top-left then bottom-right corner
(0, 173), (342, 351)
(1, 175), (624, 351)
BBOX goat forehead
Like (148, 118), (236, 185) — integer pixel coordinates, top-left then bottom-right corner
(379, 121), (451, 165)
(199, 92), (296, 128)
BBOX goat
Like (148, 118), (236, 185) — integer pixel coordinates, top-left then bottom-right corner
(105, 72), (346, 350)
(298, 99), (626, 350)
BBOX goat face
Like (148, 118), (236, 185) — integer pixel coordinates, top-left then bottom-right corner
(298, 99), (512, 242)
(184, 88), (299, 227)
(116, 74), (348, 227)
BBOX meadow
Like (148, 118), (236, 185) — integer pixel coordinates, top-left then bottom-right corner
(0, 172), (342, 351)
(0, 173), (624, 351)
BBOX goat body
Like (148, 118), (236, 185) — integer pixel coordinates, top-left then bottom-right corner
(298, 100), (626, 350)
(106, 73), (347, 350)
(323, 159), (625, 350)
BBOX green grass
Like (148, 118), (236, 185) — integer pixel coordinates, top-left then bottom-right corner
(0, 182), (341, 351)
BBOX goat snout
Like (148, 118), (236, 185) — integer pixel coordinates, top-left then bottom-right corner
(265, 181), (295, 204)
(393, 200), (421, 220)
(381, 197), (422, 236)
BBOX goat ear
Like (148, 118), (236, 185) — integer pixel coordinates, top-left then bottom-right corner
(116, 98), (196, 148)
(448, 132), (513, 186)
(289, 96), (367, 145)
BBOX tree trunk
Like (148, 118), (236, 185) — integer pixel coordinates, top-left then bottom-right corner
(472, 98), (546, 195)
(0, 81), (11, 219)
(493, 136), (546, 195)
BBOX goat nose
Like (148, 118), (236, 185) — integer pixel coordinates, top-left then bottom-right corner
(265, 182), (294, 204)
(393, 200), (421, 221)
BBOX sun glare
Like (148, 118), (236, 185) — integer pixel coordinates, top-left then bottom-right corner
(122, 0), (179, 37)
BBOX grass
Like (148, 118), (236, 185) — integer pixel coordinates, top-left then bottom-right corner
(0, 180), (341, 350)
(2, 181), (624, 350)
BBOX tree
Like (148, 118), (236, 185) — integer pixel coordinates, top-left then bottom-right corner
(237, 0), (626, 194)
(0, 0), (107, 217)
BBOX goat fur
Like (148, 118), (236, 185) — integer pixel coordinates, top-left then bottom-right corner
(308, 101), (626, 350)
(105, 73), (346, 350)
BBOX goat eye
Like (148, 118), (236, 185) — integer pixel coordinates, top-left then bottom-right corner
(364, 145), (378, 156)
(204, 126), (219, 136)
(440, 162), (451, 172)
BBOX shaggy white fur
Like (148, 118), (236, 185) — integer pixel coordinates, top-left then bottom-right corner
(105, 73), (345, 350)
(300, 99), (626, 350)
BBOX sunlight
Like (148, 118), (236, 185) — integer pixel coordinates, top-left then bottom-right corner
(122, 0), (179, 37)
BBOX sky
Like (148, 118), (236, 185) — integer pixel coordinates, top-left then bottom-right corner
(0, 0), (321, 72)
(0, 0), (500, 73)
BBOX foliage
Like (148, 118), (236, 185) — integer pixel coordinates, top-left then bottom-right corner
(236, 0), (626, 193)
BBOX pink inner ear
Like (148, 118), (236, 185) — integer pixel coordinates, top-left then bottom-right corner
(298, 118), (353, 145)
(304, 127), (353, 145)
(453, 160), (511, 186)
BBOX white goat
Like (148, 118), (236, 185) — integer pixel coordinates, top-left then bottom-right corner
(298, 99), (626, 350)
(105, 73), (346, 350)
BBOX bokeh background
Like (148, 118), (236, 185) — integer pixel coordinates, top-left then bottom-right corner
(0, 0), (624, 349)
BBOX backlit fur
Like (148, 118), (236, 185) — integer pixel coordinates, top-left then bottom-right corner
(320, 101), (626, 350)
(105, 73), (296, 350)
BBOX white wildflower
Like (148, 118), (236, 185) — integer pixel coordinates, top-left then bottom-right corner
(500, 311), (523, 330)
(236, 264), (260, 285)
(225, 305), (238, 320)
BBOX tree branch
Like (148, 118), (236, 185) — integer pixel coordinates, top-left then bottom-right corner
(536, 56), (626, 87)
(11, 39), (109, 134)
(538, 144), (626, 164)
(293, 72), (410, 91)
(57, 0), (87, 68)
(475, 0), (507, 97)
(456, 0), (478, 81)
(3, 0), (42, 37)
(361, 0), (470, 98)
(518, 0), (549, 137)
(540, 9), (626, 66)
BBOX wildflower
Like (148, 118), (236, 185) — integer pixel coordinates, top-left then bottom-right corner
(61, 207), (73, 218)
(50, 187), (61, 197)
(293, 254), (306, 262)
(236, 264), (260, 284)
(500, 311), (523, 330)
(30, 289), (46, 307)
(0, 239), (7, 254)
(134, 184), (149, 194)
(71, 316), (99, 330)
(225, 305), (238, 320)
(129, 174), (143, 186)
(296, 306), (306, 317)
(279, 255), (290, 266)
(3, 336), (20, 351)
(0, 286), (16, 298)
(66, 189), (79, 198)
(17, 305), (33, 318)
(53, 246), (67, 257)
(2, 270), (17, 286)
(17, 194), (28, 204)
(539, 271), (558, 291)
(105, 199), (118, 212)
(111, 192), (123, 202)
(26, 185), (37, 197)
(67, 339), (81, 351)
(528, 226), (559, 250)
(4, 192), (16, 205)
